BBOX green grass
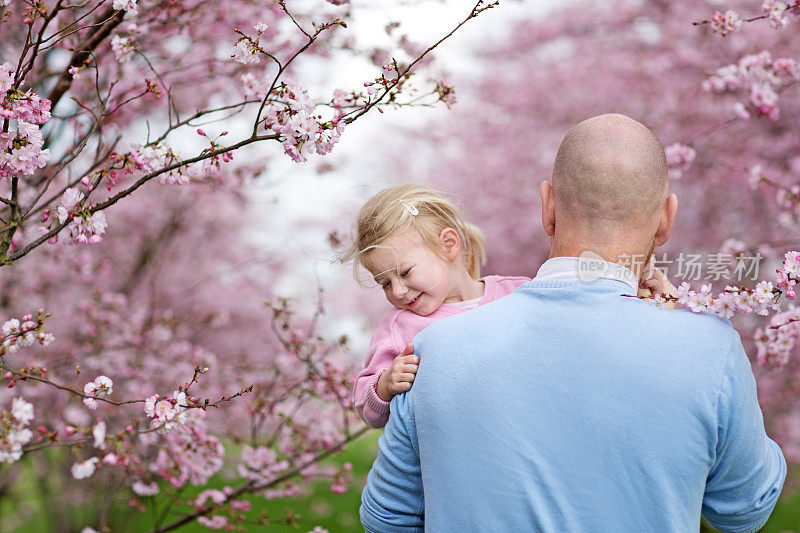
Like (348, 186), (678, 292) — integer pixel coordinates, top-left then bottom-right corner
(4, 433), (800, 532)
(3, 433), (379, 533)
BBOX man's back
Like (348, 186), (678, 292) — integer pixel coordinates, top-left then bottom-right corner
(361, 278), (786, 532)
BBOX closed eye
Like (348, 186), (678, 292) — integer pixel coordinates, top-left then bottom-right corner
(400, 268), (411, 278)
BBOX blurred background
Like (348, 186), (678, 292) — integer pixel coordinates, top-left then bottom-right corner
(2, 0), (799, 530)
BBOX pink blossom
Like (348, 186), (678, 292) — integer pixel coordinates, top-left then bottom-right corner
(59, 188), (83, 213)
(111, 35), (135, 63)
(233, 39), (260, 65)
(102, 453), (119, 465)
(711, 292), (737, 319)
(709, 10), (742, 36)
(434, 80), (457, 109)
(0, 62), (13, 94)
(11, 398), (34, 425)
(332, 89), (347, 108)
(750, 82), (779, 119)
(194, 488), (226, 508)
(0, 121), (50, 177)
(763, 0), (789, 28)
(82, 376), (113, 409)
(1, 396), (34, 463)
(197, 516), (227, 529)
(92, 421), (107, 450)
(112, 0), (137, 15)
(71, 457), (99, 479)
(720, 238), (747, 256)
(132, 480), (160, 496)
(144, 395), (158, 417)
(238, 445), (289, 484)
(230, 499), (251, 511)
(664, 143), (696, 178)
(755, 305), (800, 367)
(773, 58), (799, 81)
(783, 251), (800, 277)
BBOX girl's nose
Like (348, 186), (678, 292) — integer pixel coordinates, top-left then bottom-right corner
(392, 281), (407, 299)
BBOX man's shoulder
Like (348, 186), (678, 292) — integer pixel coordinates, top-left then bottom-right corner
(631, 301), (739, 342)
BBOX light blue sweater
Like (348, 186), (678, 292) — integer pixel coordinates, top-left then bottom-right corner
(360, 278), (786, 533)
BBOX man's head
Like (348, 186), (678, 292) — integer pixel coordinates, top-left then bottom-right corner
(540, 113), (678, 277)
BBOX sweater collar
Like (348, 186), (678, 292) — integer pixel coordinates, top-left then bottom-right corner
(534, 256), (639, 295)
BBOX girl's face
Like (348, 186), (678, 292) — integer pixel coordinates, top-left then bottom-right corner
(366, 228), (456, 317)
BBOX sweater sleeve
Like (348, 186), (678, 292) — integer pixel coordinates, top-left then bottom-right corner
(701, 331), (786, 533)
(360, 392), (424, 532)
(354, 312), (403, 429)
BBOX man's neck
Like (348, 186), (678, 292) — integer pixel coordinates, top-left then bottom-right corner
(548, 241), (654, 284)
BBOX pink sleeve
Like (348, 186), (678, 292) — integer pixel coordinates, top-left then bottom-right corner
(353, 312), (403, 429)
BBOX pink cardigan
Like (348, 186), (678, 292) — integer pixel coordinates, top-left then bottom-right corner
(353, 275), (531, 428)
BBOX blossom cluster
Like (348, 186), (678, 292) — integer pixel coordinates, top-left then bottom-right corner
(761, 1), (799, 29)
(670, 251), (798, 316)
(111, 33), (136, 64)
(709, 10), (742, 36)
(755, 305), (799, 367)
(144, 390), (189, 431)
(41, 188), (108, 244)
(0, 62), (52, 178)
(434, 80), (457, 109)
(82, 375), (113, 409)
(661, 252), (799, 366)
(0, 397), (34, 463)
(151, 413), (224, 487)
(664, 143), (696, 179)
(262, 82), (346, 163)
(190, 487), (252, 530)
(0, 94), (51, 181)
(237, 445), (289, 485)
(232, 22), (270, 65)
(759, 252), (798, 366)
(129, 144), (193, 185)
(112, 0), (138, 15)
(708, 2), (799, 36)
(0, 310), (54, 355)
(703, 51), (800, 120)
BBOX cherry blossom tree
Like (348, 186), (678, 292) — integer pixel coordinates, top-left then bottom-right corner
(408, 0), (800, 472)
(0, 0), (499, 529)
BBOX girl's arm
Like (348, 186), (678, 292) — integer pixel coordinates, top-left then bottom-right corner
(354, 314), (404, 429)
(356, 342), (419, 428)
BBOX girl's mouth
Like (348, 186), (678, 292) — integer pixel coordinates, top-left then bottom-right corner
(407, 294), (421, 308)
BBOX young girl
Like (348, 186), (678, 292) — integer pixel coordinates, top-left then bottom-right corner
(343, 184), (530, 429)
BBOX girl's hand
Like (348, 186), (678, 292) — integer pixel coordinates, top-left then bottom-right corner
(376, 343), (419, 401)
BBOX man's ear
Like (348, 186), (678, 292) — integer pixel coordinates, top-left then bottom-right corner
(654, 193), (678, 246)
(540, 181), (556, 237)
(439, 228), (462, 261)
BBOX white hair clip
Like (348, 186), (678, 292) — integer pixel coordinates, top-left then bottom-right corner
(399, 200), (419, 216)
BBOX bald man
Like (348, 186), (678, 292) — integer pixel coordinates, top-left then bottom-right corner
(360, 114), (785, 532)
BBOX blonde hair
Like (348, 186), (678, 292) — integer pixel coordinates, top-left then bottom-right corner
(341, 184), (487, 281)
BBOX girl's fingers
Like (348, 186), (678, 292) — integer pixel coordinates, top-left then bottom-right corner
(393, 372), (417, 383)
(395, 382), (412, 393)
